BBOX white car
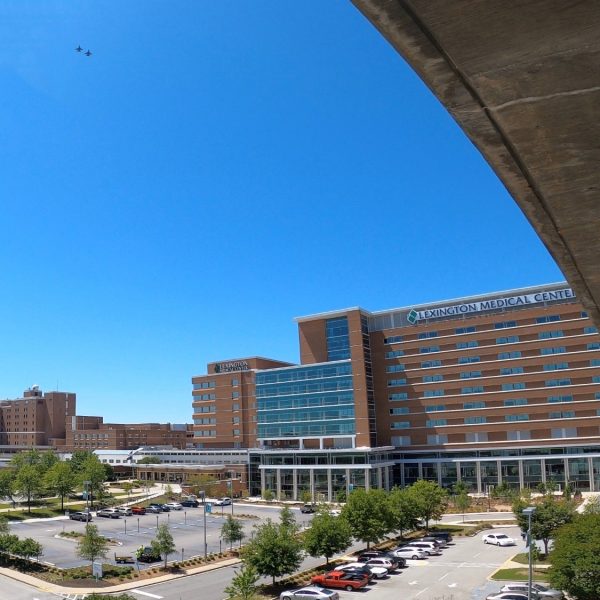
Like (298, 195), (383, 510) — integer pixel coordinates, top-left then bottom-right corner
(389, 546), (428, 560)
(117, 507), (132, 516)
(482, 533), (516, 546)
(363, 557), (395, 571)
(214, 497), (232, 506)
(335, 562), (387, 579)
(280, 587), (339, 600)
(163, 502), (183, 511)
(401, 542), (442, 555)
(500, 583), (563, 598)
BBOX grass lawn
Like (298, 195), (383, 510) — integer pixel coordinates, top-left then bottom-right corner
(492, 567), (549, 581)
(512, 552), (550, 566)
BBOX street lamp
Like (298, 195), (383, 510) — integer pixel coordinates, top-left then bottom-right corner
(522, 506), (536, 600)
(83, 480), (91, 513)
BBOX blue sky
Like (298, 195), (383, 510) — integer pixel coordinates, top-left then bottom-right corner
(0, 1), (563, 422)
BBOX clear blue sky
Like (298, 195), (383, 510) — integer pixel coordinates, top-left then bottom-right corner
(0, 1), (563, 422)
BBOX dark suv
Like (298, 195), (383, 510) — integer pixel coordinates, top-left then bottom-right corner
(429, 531), (453, 544)
(300, 504), (317, 514)
(358, 550), (405, 569)
(181, 499), (199, 508)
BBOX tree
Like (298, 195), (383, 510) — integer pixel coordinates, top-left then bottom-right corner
(77, 524), (109, 567)
(0, 470), (16, 507)
(69, 450), (96, 473)
(224, 565), (260, 600)
(549, 514), (600, 600)
(0, 533), (19, 558)
(186, 474), (219, 498)
(13, 537), (43, 561)
(122, 482), (135, 499)
(44, 461), (76, 511)
(221, 515), (245, 550)
(79, 455), (107, 508)
(389, 487), (419, 538)
(303, 510), (352, 564)
(513, 495), (576, 555)
(164, 484), (174, 499)
(583, 495), (600, 515)
(242, 519), (303, 584)
(14, 464), (43, 513)
(279, 506), (297, 530)
(455, 491), (471, 522)
(0, 516), (9, 536)
(299, 489), (312, 504)
(341, 488), (394, 548)
(262, 489), (274, 502)
(407, 480), (448, 532)
(151, 523), (176, 569)
(137, 456), (162, 465)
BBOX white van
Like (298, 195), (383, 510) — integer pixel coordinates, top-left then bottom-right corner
(401, 541), (442, 556)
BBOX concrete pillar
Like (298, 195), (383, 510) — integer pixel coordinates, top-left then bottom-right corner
(518, 460), (524, 490)
(346, 468), (351, 497)
(377, 467), (383, 489)
(276, 469), (282, 501)
(327, 469), (332, 502)
(456, 461), (462, 482)
(400, 464), (405, 487)
(309, 469), (315, 502)
(364, 468), (370, 490)
(497, 460), (502, 485)
(589, 457), (595, 492)
(384, 466), (390, 491)
(292, 469), (298, 501)
(418, 462), (423, 479)
(541, 459), (547, 483)
(260, 469), (266, 496)
(437, 463), (442, 486)
(476, 461), (482, 495)
(563, 458), (569, 488)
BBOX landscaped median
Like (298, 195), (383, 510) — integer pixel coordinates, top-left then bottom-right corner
(490, 551), (551, 583)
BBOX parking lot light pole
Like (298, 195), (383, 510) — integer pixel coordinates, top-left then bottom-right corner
(137, 517), (140, 533)
(201, 490), (207, 558)
(83, 481), (91, 513)
(522, 506), (536, 600)
(156, 515), (159, 529)
(124, 519), (127, 535)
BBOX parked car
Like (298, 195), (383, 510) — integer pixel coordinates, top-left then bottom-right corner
(500, 583), (563, 599)
(311, 570), (369, 591)
(358, 550), (404, 568)
(428, 531), (453, 544)
(145, 505), (161, 514)
(163, 502), (183, 511)
(300, 504), (317, 513)
(69, 511), (92, 522)
(486, 593), (536, 600)
(422, 536), (447, 547)
(482, 533), (516, 546)
(117, 507), (132, 516)
(280, 586), (339, 600)
(131, 506), (146, 515)
(159, 504), (171, 512)
(181, 499), (199, 508)
(401, 542), (442, 556)
(389, 546), (428, 560)
(214, 497), (232, 506)
(97, 508), (121, 519)
(335, 563), (384, 580)
(136, 546), (161, 563)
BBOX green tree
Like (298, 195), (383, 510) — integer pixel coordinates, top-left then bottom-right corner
(224, 565), (260, 600)
(69, 450), (95, 473)
(455, 491), (471, 522)
(186, 474), (219, 497)
(13, 537), (43, 561)
(76, 524), (109, 567)
(0, 470), (16, 508)
(14, 464), (43, 513)
(335, 489), (347, 504)
(583, 495), (600, 515)
(0, 516), (9, 535)
(279, 506), (297, 530)
(303, 510), (352, 564)
(39, 450), (59, 473)
(341, 488), (394, 548)
(389, 487), (419, 538)
(151, 523), (176, 569)
(0, 533), (19, 558)
(44, 461), (76, 511)
(513, 495), (576, 555)
(137, 456), (162, 464)
(164, 484), (174, 499)
(222, 515), (245, 550)
(407, 480), (448, 532)
(79, 455), (107, 508)
(262, 489), (274, 503)
(549, 514), (600, 600)
(299, 489), (312, 504)
(242, 519), (303, 584)
(122, 481), (135, 499)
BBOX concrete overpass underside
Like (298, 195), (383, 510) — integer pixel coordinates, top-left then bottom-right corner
(352, 0), (600, 324)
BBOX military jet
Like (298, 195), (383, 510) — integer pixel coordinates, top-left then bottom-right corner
(75, 45), (83, 52)
(85, 49), (92, 57)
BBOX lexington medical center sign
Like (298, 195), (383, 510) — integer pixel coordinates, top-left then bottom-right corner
(407, 287), (576, 324)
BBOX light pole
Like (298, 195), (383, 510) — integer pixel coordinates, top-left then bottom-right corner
(124, 519), (127, 535)
(201, 490), (207, 558)
(522, 506), (536, 600)
(83, 480), (91, 513)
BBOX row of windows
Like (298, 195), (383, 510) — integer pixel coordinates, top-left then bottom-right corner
(391, 426), (579, 446)
(410, 411), (582, 427)
(258, 421), (355, 437)
(389, 392), (600, 405)
(194, 393), (216, 401)
(257, 407), (355, 423)
(193, 381), (216, 390)
(257, 392), (354, 411)
(256, 362), (352, 385)
(256, 378), (354, 397)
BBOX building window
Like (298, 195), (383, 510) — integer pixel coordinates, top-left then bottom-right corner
(502, 382), (526, 391)
(391, 435), (411, 446)
(506, 414), (529, 421)
(545, 378), (571, 387)
(549, 411), (575, 419)
(232, 416), (240, 424)
(233, 429), (241, 435)
(326, 317), (350, 361)
(232, 391), (240, 398)
(425, 405), (446, 412)
(460, 370), (482, 379)
(232, 403), (240, 410)
(420, 346), (440, 354)
(456, 326), (476, 334)
(498, 351), (521, 359)
(543, 362), (569, 371)
(463, 401), (485, 409)
(587, 343), (600, 351)
(497, 336), (519, 344)
(551, 427), (577, 438)
(536, 315), (561, 323)
(389, 393), (408, 401)
(386, 364), (406, 373)
(507, 430), (530, 440)
(539, 330), (564, 339)
(421, 360), (442, 368)
(584, 326), (599, 334)
(465, 416), (486, 424)
(590, 359), (600, 366)
(418, 331), (438, 339)
(426, 418), (447, 427)
(390, 421), (410, 429)
(456, 341), (479, 349)
(389, 407), (409, 415)
(466, 432), (488, 442)
(423, 374), (444, 382)
(541, 346), (566, 355)
(504, 398), (528, 407)
(548, 395), (572, 403)
(461, 386), (484, 394)
(458, 356), (481, 364)
(384, 335), (403, 344)
(231, 378), (239, 386)
(593, 376), (600, 383)
(495, 321), (517, 329)
(388, 379), (407, 387)
(581, 311), (589, 317)
(500, 367), (524, 375)
(386, 350), (404, 359)
(424, 389), (444, 397)
(427, 434), (448, 444)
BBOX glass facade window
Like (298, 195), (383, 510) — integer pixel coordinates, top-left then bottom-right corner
(388, 379), (407, 387)
(552, 427), (577, 438)
(465, 416), (486, 424)
(326, 317), (350, 361)
(386, 350), (404, 359)
(536, 315), (561, 323)
(421, 360), (442, 368)
(591, 359), (600, 366)
(541, 346), (566, 354)
(456, 326), (476, 334)
(587, 343), (600, 351)
(386, 364), (406, 373)
(500, 367), (524, 375)
(384, 335), (403, 344)
(548, 395), (573, 403)
(481, 461), (498, 488)
(390, 407), (409, 415)
(460, 371), (482, 379)
(425, 405), (446, 412)
(504, 398), (527, 407)
(389, 393), (408, 401)
(426, 418), (447, 427)
(584, 326), (599, 334)
(423, 374), (444, 382)
(498, 351), (521, 359)
(420, 346), (440, 353)
(497, 336), (519, 344)
(439, 462), (456, 487)
(545, 378), (571, 387)
(539, 330), (564, 339)
(391, 435), (411, 446)
(464, 401), (485, 409)
(428, 434), (449, 445)
(256, 362), (355, 438)
(424, 389), (444, 397)
(418, 331), (438, 339)
(391, 421), (410, 429)
(458, 356), (481, 363)
(466, 432), (488, 442)
(523, 460), (543, 488)
(495, 321), (517, 329)
(506, 414), (529, 421)
(543, 362), (569, 371)
(503, 382), (526, 390)
(456, 341), (479, 349)
(461, 386), (484, 394)
(549, 411), (575, 419)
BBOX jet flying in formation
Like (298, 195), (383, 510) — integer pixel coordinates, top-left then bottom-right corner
(75, 45), (92, 56)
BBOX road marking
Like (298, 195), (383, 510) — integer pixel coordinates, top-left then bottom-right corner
(131, 590), (163, 599)
(439, 572), (450, 580)
(415, 588), (429, 596)
(408, 580), (418, 585)
(448, 583), (458, 588)
(473, 551), (482, 557)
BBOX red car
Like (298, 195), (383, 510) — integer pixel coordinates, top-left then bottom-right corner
(131, 506), (146, 515)
(311, 570), (369, 591)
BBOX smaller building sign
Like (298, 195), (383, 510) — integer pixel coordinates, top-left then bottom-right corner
(214, 361), (249, 373)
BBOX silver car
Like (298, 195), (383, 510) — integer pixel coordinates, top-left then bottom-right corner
(486, 592), (540, 600)
(500, 583), (563, 599)
(389, 546), (428, 560)
(280, 587), (339, 600)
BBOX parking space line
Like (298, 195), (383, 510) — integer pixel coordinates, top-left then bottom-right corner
(439, 572), (450, 580)
(415, 587), (429, 596)
(131, 590), (163, 599)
